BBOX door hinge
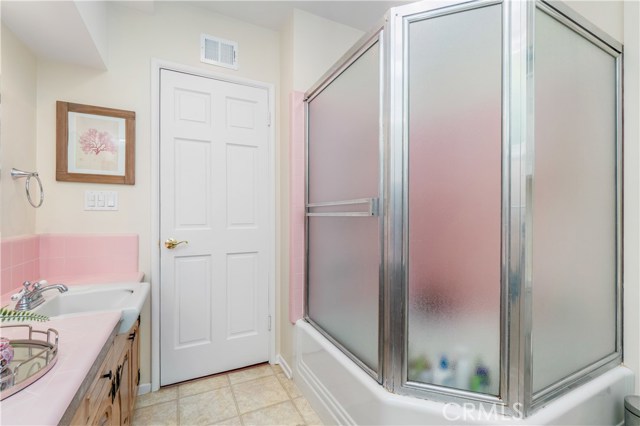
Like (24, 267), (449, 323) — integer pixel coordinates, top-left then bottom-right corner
(268, 315), (272, 331)
(267, 111), (272, 127)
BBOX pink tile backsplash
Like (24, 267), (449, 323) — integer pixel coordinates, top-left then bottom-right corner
(289, 91), (306, 324)
(0, 235), (40, 297)
(39, 257), (64, 278)
(0, 233), (139, 297)
(38, 234), (61, 259)
(1, 241), (11, 270)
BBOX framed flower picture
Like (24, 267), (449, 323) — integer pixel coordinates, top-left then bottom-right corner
(56, 101), (135, 184)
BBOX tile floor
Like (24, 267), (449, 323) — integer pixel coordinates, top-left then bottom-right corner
(132, 363), (324, 426)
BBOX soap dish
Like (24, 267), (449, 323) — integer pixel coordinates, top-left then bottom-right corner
(0, 324), (59, 400)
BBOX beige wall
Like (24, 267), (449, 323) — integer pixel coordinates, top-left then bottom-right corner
(567, 1), (623, 42)
(1, 24), (38, 238)
(291, 9), (365, 92)
(32, 2), (280, 385)
(277, 9), (364, 368)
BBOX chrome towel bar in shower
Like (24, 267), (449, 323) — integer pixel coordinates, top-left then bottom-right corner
(11, 168), (44, 208)
(306, 197), (379, 217)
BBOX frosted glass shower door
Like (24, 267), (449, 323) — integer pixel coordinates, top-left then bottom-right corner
(405, 3), (503, 395)
(531, 7), (620, 394)
(306, 41), (382, 374)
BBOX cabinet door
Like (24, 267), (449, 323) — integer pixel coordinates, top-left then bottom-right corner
(74, 336), (118, 425)
(120, 353), (131, 426)
(92, 393), (120, 426)
(129, 318), (140, 413)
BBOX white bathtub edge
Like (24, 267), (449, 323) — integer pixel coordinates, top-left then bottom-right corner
(295, 319), (636, 425)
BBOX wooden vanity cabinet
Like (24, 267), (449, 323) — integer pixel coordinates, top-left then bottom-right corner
(69, 318), (140, 426)
(128, 318), (140, 415)
(93, 392), (120, 426)
(117, 345), (131, 426)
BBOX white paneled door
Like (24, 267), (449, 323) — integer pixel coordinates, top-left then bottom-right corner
(159, 69), (271, 386)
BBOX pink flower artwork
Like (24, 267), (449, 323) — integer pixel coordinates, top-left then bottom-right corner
(79, 128), (117, 155)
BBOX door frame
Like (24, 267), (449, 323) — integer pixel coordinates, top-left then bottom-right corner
(150, 59), (277, 392)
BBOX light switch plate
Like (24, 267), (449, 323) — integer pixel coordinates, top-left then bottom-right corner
(85, 191), (118, 211)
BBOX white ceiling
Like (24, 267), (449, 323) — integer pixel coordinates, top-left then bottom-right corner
(187, 1), (412, 32)
(1, 0), (412, 70)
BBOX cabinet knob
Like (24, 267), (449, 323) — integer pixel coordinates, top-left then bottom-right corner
(102, 370), (112, 380)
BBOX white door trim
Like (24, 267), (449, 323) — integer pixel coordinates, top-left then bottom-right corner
(150, 59), (276, 392)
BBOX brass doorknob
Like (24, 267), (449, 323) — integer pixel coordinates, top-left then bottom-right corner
(165, 238), (188, 249)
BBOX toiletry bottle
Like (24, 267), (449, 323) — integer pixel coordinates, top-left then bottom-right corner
(408, 355), (429, 382)
(470, 364), (490, 393)
(433, 355), (453, 387)
(418, 357), (433, 384)
(455, 348), (472, 390)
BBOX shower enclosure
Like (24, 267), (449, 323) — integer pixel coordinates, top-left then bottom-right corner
(304, 0), (622, 418)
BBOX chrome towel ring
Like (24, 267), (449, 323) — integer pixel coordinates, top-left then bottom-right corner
(11, 168), (44, 208)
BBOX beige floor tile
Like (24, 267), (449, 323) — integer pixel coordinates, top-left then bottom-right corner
(293, 397), (324, 426)
(179, 374), (230, 397)
(179, 387), (238, 425)
(228, 363), (274, 385)
(276, 372), (302, 399)
(211, 417), (243, 426)
(242, 401), (305, 426)
(132, 400), (178, 425)
(272, 363), (284, 374)
(232, 375), (289, 414)
(135, 386), (178, 409)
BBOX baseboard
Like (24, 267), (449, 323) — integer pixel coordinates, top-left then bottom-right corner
(138, 383), (152, 396)
(276, 353), (293, 378)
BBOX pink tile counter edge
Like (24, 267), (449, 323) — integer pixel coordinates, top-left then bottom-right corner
(0, 311), (122, 425)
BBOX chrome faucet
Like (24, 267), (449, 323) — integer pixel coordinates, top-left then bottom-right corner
(12, 280), (68, 311)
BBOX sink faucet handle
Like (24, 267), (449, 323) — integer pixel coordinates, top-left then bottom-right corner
(11, 281), (34, 301)
(32, 280), (47, 290)
(10, 288), (26, 301)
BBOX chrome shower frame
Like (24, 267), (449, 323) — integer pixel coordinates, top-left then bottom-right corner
(303, 24), (386, 383)
(303, 0), (623, 417)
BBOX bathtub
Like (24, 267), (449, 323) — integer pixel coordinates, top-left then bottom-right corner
(294, 320), (635, 425)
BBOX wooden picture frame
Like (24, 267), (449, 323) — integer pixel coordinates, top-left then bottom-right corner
(56, 101), (135, 185)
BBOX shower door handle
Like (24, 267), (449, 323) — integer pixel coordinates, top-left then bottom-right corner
(306, 197), (379, 217)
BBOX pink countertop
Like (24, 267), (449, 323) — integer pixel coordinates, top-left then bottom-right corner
(0, 311), (122, 425)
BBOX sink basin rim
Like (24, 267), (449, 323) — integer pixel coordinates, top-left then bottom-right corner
(32, 282), (150, 334)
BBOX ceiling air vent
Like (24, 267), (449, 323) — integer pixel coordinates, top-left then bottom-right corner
(201, 34), (238, 70)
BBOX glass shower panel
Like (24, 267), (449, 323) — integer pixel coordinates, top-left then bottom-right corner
(307, 43), (380, 204)
(307, 217), (380, 370)
(406, 4), (502, 395)
(306, 42), (381, 373)
(532, 9), (617, 393)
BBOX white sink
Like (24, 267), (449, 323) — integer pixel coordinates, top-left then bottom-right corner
(32, 282), (149, 334)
